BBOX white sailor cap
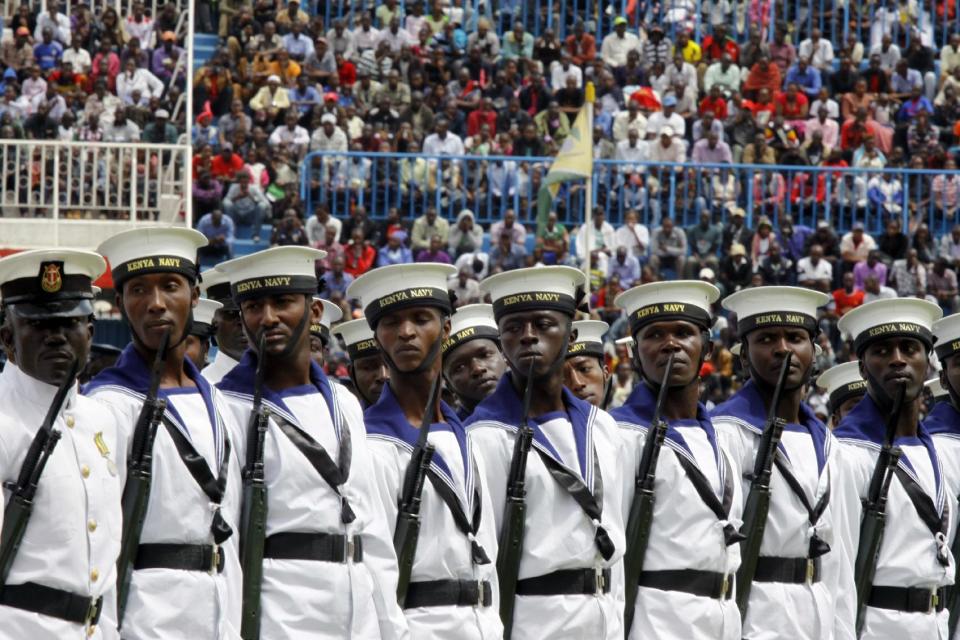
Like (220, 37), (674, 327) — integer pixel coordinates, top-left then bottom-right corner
(567, 320), (609, 359)
(216, 246), (326, 304)
(479, 266), (587, 323)
(615, 280), (719, 336)
(816, 361), (868, 414)
(333, 317), (379, 360)
(347, 263), (457, 329)
(442, 303), (499, 355)
(925, 352), (948, 398)
(722, 286), (828, 337)
(98, 227), (207, 289)
(190, 298), (222, 338)
(310, 296), (343, 345)
(0, 249), (105, 318)
(933, 312), (960, 362)
(837, 298), (942, 355)
(200, 267), (237, 310)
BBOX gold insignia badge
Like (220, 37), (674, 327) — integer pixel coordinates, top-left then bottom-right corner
(94, 432), (110, 457)
(41, 263), (62, 293)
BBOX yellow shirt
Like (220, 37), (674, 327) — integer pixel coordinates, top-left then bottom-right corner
(675, 41), (702, 64)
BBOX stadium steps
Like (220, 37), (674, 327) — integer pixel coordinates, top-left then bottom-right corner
(194, 33), (220, 73)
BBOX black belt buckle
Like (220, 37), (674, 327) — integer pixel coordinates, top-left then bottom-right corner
(209, 544), (222, 574)
(594, 568), (607, 595)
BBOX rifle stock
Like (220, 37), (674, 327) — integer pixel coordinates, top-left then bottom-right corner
(240, 335), (270, 640)
(117, 329), (170, 625)
(497, 361), (536, 640)
(854, 383), (906, 636)
(735, 351), (793, 619)
(623, 352), (675, 636)
(0, 357), (80, 583)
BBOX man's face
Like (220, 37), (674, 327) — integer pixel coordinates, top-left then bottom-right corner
(1, 311), (93, 386)
(376, 306), (448, 373)
(309, 335), (326, 367)
(861, 337), (928, 402)
(213, 307), (248, 360)
(498, 309), (572, 379)
(443, 338), (505, 406)
(744, 327), (814, 390)
(184, 334), (210, 369)
(564, 355), (609, 406)
(635, 319), (707, 387)
(240, 294), (316, 359)
(120, 273), (198, 352)
(353, 352), (389, 405)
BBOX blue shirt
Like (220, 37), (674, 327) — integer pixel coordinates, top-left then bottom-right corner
(282, 32), (315, 60)
(376, 246), (413, 267)
(322, 271), (354, 297)
(196, 213), (235, 247)
(33, 41), (63, 70)
(608, 254), (640, 287)
(783, 65), (821, 97)
(290, 85), (322, 115)
(897, 96), (934, 122)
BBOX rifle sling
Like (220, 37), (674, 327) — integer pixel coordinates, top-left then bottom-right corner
(425, 462), (490, 565)
(531, 446), (616, 561)
(271, 413), (356, 524)
(893, 466), (950, 566)
(673, 451), (743, 546)
(161, 418), (233, 545)
(773, 454), (832, 558)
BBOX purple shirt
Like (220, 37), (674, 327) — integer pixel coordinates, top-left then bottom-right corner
(415, 249), (452, 264)
(853, 260), (888, 291)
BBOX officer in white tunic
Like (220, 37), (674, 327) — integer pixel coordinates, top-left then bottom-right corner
(712, 286), (850, 640)
(349, 264), (502, 639)
(611, 281), (742, 640)
(441, 304), (506, 420)
(309, 296), (342, 368)
(466, 266), (627, 640)
(816, 361), (868, 429)
(333, 318), (390, 407)
(214, 247), (409, 639)
(564, 320), (612, 409)
(86, 228), (243, 640)
(834, 299), (954, 639)
(185, 298), (223, 370)
(199, 269), (246, 385)
(0, 249), (122, 640)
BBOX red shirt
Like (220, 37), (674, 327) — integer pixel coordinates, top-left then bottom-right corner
(466, 109), (497, 137)
(343, 243), (376, 277)
(832, 287), (864, 316)
(210, 153), (245, 181)
(699, 95), (728, 119)
(775, 91), (808, 119)
(701, 36), (739, 63)
(338, 59), (356, 87)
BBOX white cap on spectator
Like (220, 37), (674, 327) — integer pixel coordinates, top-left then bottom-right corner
(321, 113), (337, 125)
(838, 298), (942, 356)
(567, 320), (609, 359)
(722, 286), (828, 337)
(816, 361), (868, 413)
(155, 109), (169, 119)
(699, 267), (715, 280)
(443, 303), (499, 355)
(310, 296), (343, 345)
(190, 298), (222, 338)
(333, 318), (379, 360)
(660, 126), (674, 137)
(480, 266), (586, 323)
(615, 280), (719, 337)
(267, 74), (281, 83)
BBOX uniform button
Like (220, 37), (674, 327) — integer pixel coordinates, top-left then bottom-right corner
(87, 519), (97, 532)
(81, 465), (90, 478)
(90, 569), (99, 582)
(65, 415), (75, 428)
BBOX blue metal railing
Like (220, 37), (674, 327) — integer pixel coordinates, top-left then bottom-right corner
(300, 150), (960, 237)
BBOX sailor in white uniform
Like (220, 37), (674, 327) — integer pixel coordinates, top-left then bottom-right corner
(185, 298), (222, 370)
(86, 228), (244, 640)
(309, 296), (342, 368)
(834, 298), (954, 640)
(333, 318), (389, 407)
(564, 320), (612, 409)
(816, 361), (868, 429)
(349, 264), (502, 639)
(215, 247), (408, 639)
(711, 286), (849, 640)
(441, 304), (506, 420)
(466, 266), (627, 640)
(611, 280), (742, 640)
(199, 269), (246, 385)
(0, 249), (122, 640)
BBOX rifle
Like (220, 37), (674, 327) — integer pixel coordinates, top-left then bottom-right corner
(0, 357), (80, 583)
(854, 383), (905, 636)
(497, 361), (536, 640)
(117, 329), (170, 624)
(240, 335), (270, 640)
(394, 372), (442, 606)
(736, 351), (794, 619)
(623, 352), (675, 636)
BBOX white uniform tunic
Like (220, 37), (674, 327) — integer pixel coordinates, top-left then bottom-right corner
(217, 353), (409, 640)
(834, 394), (954, 640)
(711, 380), (850, 640)
(465, 376), (627, 640)
(0, 363), (122, 640)
(611, 382), (743, 640)
(201, 351), (239, 386)
(84, 345), (243, 640)
(365, 384), (502, 639)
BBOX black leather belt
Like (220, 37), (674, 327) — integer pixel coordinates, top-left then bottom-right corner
(135, 543), (224, 574)
(516, 568), (612, 596)
(868, 585), (946, 614)
(0, 582), (103, 626)
(638, 569), (734, 600)
(404, 579), (493, 608)
(754, 556), (822, 584)
(264, 531), (364, 563)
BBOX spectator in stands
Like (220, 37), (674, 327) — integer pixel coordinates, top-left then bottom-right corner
(718, 242), (751, 292)
(306, 204), (341, 245)
(832, 271), (865, 316)
(489, 230), (525, 272)
(940, 225), (960, 268)
(537, 211), (570, 264)
(489, 209), (526, 246)
(853, 250), (888, 290)
(37, 2), (70, 45)
(193, 170), (224, 216)
(410, 206), (449, 252)
(141, 108), (177, 143)
(840, 221), (877, 272)
(600, 17), (639, 69)
(376, 229), (413, 266)
(608, 246), (640, 288)
(197, 209), (235, 260)
(758, 243), (796, 285)
(890, 248), (928, 297)
(449, 268), (482, 307)
(930, 256), (960, 313)
(797, 243), (834, 292)
(565, 19), (596, 67)
(576, 207), (616, 274)
(863, 274), (898, 302)
(448, 208), (483, 258)
(270, 210), (309, 246)
(416, 234), (452, 264)
(314, 222), (344, 270)
(649, 216), (687, 275)
(343, 227), (376, 277)
(223, 172), (270, 242)
(340, 205), (376, 244)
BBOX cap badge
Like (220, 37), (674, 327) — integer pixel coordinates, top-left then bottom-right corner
(41, 262), (63, 293)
